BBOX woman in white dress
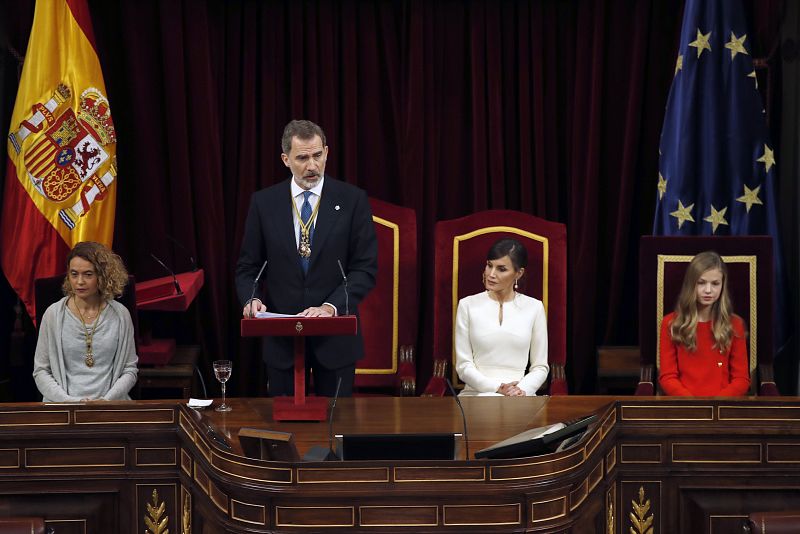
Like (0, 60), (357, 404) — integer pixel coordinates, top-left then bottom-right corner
(455, 238), (549, 396)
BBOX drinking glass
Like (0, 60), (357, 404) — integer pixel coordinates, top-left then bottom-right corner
(213, 360), (233, 412)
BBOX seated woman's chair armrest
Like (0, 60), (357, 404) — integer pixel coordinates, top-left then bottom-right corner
(397, 345), (417, 396)
(548, 364), (568, 395)
(758, 363), (780, 396)
(635, 365), (655, 395)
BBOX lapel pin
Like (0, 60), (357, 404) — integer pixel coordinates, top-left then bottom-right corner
(335, 205), (340, 211)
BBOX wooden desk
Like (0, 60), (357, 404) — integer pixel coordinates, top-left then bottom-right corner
(0, 396), (799, 533)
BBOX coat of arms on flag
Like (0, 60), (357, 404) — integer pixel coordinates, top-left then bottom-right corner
(9, 83), (117, 230)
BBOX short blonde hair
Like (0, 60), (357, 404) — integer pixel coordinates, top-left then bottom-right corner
(62, 241), (129, 300)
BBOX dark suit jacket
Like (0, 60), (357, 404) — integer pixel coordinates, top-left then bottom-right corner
(235, 176), (378, 369)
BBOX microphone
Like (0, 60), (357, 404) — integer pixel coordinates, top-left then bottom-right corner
(166, 234), (198, 272)
(247, 260), (268, 317)
(326, 376), (343, 460)
(150, 253), (183, 295)
(337, 259), (349, 316)
(302, 376), (343, 462)
(446, 378), (470, 461)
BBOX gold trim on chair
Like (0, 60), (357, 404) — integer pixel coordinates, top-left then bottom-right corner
(451, 226), (549, 385)
(655, 254), (757, 376)
(356, 215), (400, 375)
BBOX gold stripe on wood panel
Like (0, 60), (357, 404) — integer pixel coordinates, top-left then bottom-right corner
(619, 443), (662, 464)
(74, 408), (174, 424)
(0, 448), (20, 468)
(276, 506), (355, 528)
(718, 405), (800, 421)
(211, 450), (293, 484)
(588, 459), (604, 492)
(298, 466), (388, 484)
(181, 448), (192, 476)
(231, 499), (267, 525)
(0, 410), (70, 426)
(531, 496), (567, 523)
(394, 465), (485, 482)
(208, 480), (228, 513)
(25, 446), (126, 468)
(489, 448), (584, 481)
(135, 447), (177, 467)
(193, 463), (210, 496)
(766, 443), (800, 463)
(620, 404), (714, 421)
(443, 503), (521, 526)
(359, 505), (439, 527)
(570, 479), (589, 511)
(671, 442), (762, 463)
(606, 447), (617, 473)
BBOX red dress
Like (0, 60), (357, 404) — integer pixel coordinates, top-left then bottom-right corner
(658, 312), (751, 396)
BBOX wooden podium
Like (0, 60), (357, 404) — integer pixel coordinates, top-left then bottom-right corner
(241, 315), (357, 421)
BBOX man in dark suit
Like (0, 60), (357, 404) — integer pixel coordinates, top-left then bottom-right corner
(235, 120), (377, 397)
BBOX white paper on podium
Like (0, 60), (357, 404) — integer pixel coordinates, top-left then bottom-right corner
(254, 311), (301, 319)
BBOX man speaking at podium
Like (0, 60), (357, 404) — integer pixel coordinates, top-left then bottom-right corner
(236, 120), (377, 397)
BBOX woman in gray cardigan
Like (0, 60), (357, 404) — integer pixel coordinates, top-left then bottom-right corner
(33, 241), (138, 402)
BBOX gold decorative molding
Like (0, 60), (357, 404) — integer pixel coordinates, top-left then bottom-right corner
(145, 488), (169, 534)
(357, 215), (400, 375)
(629, 486), (654, 534)
(181, 488), (191, 534)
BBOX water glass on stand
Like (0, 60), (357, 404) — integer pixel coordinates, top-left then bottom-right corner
(213, 360), (233, 412)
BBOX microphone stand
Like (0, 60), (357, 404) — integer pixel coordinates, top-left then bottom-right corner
(337, 259), (349, 316)
(446, 378), (470, 460)
(247, 260), (268, 317)
(150, 253), (183, 295)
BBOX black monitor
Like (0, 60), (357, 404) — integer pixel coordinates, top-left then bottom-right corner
(337, 433), (458, 461)
(474, 414), (597, 460)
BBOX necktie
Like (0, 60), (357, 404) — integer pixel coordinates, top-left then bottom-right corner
(300, 191), (313, 273)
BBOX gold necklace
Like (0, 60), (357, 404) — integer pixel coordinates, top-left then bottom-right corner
(291, 191), (322, 258)
(74, 298), (101, 368)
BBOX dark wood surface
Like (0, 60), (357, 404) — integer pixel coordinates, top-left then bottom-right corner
(1, 396), (799, 533)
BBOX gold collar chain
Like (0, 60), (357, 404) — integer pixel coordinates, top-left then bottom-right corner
(73, 298), (103, 368)
(291, 191), (322, 258)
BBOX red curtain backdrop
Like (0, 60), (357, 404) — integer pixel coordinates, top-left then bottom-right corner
(0, 0), (785, 396)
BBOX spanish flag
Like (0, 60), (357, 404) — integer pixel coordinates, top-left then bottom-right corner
(2, 0), (117, 322)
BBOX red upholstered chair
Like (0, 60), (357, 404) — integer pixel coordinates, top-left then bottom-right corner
(354, 198), (418, 395)
(422, 210), (568, 396)
(635, 236), (778, 396)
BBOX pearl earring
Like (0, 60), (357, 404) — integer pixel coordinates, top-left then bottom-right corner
(514, 278), (519, 290)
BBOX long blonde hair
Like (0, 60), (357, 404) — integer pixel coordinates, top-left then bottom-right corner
(669, 251), (735, 352)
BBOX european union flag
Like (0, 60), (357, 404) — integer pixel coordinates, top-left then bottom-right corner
(653, 0), (788, 352)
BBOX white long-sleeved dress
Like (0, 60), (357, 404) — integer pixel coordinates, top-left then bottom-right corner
(455, 291), (549, 396)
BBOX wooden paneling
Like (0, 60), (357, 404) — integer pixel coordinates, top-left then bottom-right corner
(0, 397), (799, 533)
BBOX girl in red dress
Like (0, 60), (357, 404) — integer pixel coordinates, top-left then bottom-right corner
(658, 251), (750, 396)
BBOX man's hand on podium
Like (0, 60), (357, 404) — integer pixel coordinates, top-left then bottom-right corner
(243, 298), (267, 318)
(299, 304), (335, 317)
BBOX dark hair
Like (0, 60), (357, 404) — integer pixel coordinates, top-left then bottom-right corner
(62, 241), (128, 300)
(487, 238), (528, 271)
(281, 120), (327, 154)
